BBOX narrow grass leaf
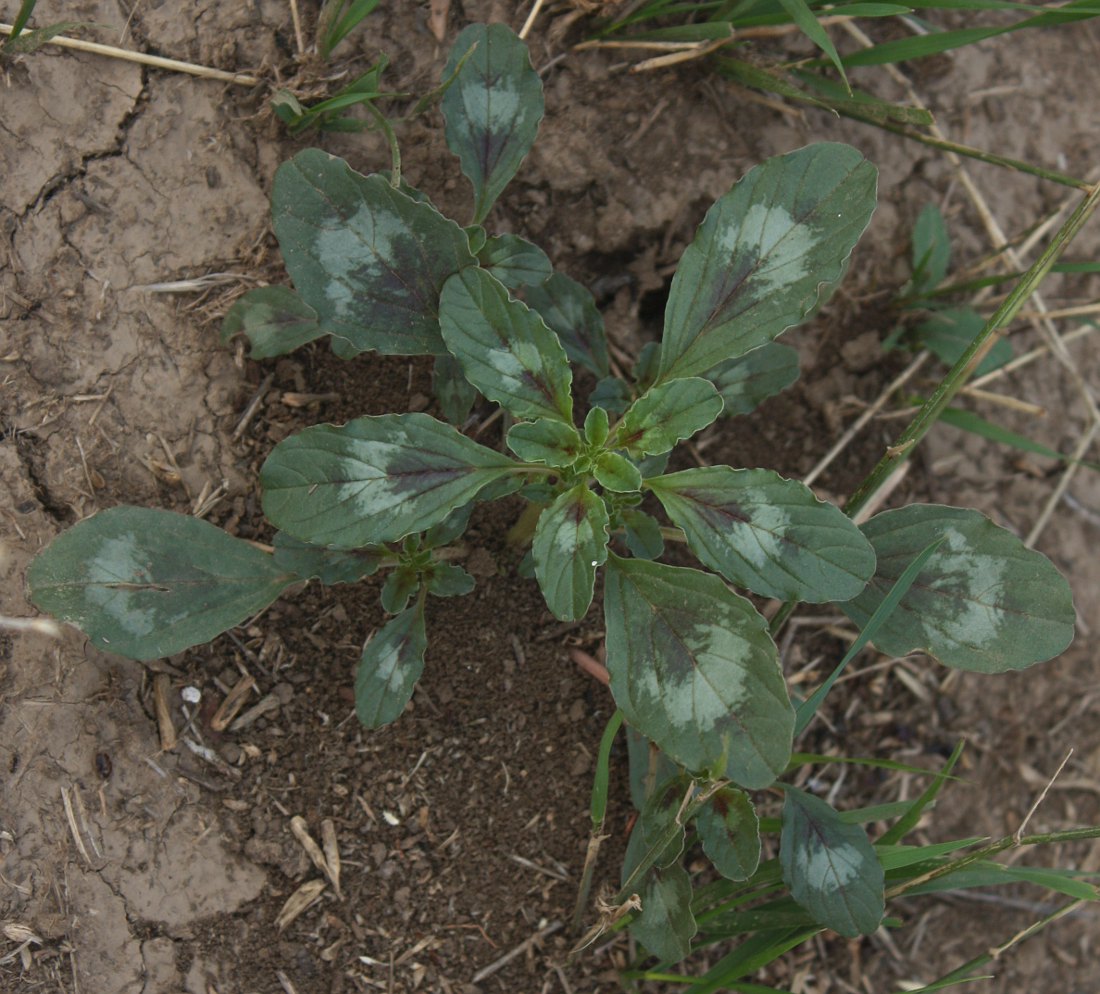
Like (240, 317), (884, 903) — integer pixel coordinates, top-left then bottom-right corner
(441, 23), (545, 223)
(878, 741), (964, 845)
(658, 143), (877, 381)
(915, 308), (1012, 375)
(604, 555), (793, 788)
(939, 407), (1100, 472)
(440, 267), (574, 423)
(591, 710), (624, 826)
(355, 600), (427, 727)
(526, 272), (611, 378)
(842, 505), (1076, 672)
(910, 203), (951, 292)
(777, 0), (850, 89)
(27, 507), (296, 660)
(221, 286), (324, 358)
(272, 150), (476, 355)
(533, 485), (610, 621)
(261, 413), (517, 549)
(780, 787), (885, 937)
(649, 467), (876, 603)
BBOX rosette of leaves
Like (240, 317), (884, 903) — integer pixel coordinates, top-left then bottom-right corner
(26, 21), (1075, 965)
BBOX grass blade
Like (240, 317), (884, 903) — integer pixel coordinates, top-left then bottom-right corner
(777, 0), (850, 89)
(938, 407), (1100, 472)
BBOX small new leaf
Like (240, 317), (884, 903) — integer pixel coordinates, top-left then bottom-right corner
(381, 568), (420, 614)
(658, 143), (877, 381)
(780, 787), (885, 937)
(532, 485), (610, 621)
(439, 268), (573, 423)
(272, 150), (476, 355)
(648, 467), (876, 602)
(261, 413), (517, 549)
(355, 602), (428, 728)
(697, 787), (761, 881)
(603, 556), (793, 787)
(594, 452), (643, 493)
(27, 507), (296, 660)
(842, 505), (1076, 672)
(615, 378), (724, 457)
(426, 562), (475, 598)
(506, 419), (583, 466)
(221, 286), (324, 358)
(441, 23), (545, 223)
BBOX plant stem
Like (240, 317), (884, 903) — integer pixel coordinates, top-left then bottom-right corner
(364, 101), (402, 188)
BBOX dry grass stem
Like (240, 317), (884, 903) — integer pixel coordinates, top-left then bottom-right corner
(0, 23), (261, 85)
(210, 674), (257, 732)
(1015, 749), (1074, 843)
(957, 386), (1046, 417)
(519, 0), (547, 40)
(1026, 420), (1100, 547)
(471, 920), (562, 983)
(275, 878), (327, 931)
(153, 673), (177, 751)
(0, 615), (61, 638)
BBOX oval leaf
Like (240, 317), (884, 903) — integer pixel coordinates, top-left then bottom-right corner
(526, 272), (611, 378)
(506, 419), (583, 466)
(356, 602), (428, 728)
(533, 485), (609, 621)
(841, 505), (1076, 672)
(441, 23), (545, 223)
(603, 555), (793, 787)
(697, 787), (761, 882)
(707, 341), (800, 417)
(439, 267), (573, 423)
(658, 143), (877, 381)
(477, 233), (553, 289)
(780, 787), (884, 937)
(648, 467), (875, 603)
(27, 507), (295, 660)
(273, 149), (476, 355)
(630, 864), (697, 962)
(593, 451), (643, 493)
(261, 413), (517, 549)
(615, 378), (724, 457)
(221, 286), (324, 359)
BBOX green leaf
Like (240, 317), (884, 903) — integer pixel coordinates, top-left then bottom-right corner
(842, 505), (1076, 672)
(220, 286), (325, 358)
(914, 308), (1012, 376)
(441, 23), (545, 223)
(698, 787), (761, 881)
(777, 0), (849, 89)
(623, 777), (690, 881)
(439, 268), (573, 423)
(589, 376), (632, 414)
(707, 342), (800, 417)
(381, 568), (420, 614)
(621, 509), (665, 560)
(526, 272), (611, 378)
(616, 378), (724, 457)
(604, 555), (793, 787)
(648, 467), (876, 602)
(911, 203), (951, 292)
(506, 419), (583, 466)
(532, 485), (610, 621)
(272, 532), (389, 585)
(584, 406), (610, 447)
(780, 787), (885, 937)
(477, 233), (553, 288)
(432, 353), (480, 426)
(631, 864), (697, 962)
(272, 149), (476, 356)
(261, 413), (517, 549)
(657, 143), (877, 381)
(594, 451), (643, 493)
(26, 508), (295, 660)
(938, 407), (1100, 471)
(355, 601), (427, 727)
(426, 561), (475, 598)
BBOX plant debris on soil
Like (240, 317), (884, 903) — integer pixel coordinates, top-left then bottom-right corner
(2, 4), (1099, 993)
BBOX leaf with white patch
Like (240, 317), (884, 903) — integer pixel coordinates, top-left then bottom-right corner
(439, 267), (573, 423)
(477, 233), (553, 289)
(526, 272), (611, 378)
(648, 467), (875, 603)
(707, 341), (800, 417)
(441, 23), (544, 223)
(658, 143), (877, 381)
(355, 602), (428, 728)
(697, 787), (761, 882)
(533, 485), (609, 621)
(615, 378), (724, 457)
(273, 533), (390, 585)
(272, 149), (476, 355)
(630, 864), (697, 962)
(261, 413), (517, 549)
(221, 286), (324, 358)
(604, 555), (793, 787)
(27, 507), (296, 660)
(841, 505), (1076, 672)
(780, 787), (884, 937)
(506, 419), (583, 466)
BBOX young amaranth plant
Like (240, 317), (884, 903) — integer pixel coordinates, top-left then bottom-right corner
(26, 23), (1076, 958)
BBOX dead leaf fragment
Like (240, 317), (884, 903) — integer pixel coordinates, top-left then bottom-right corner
(275, 878), (326, 931)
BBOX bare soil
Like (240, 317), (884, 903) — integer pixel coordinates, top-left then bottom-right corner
(2, 4), (1099, 993)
